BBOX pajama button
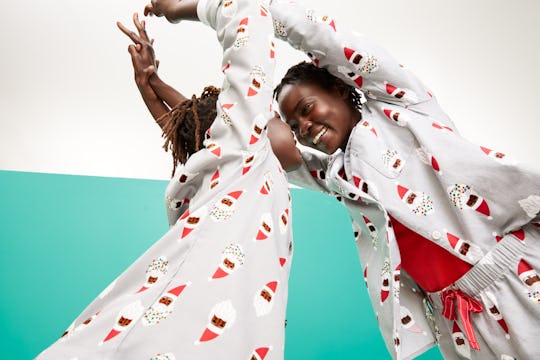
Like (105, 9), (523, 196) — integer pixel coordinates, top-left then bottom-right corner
(431, 231), (442, 240)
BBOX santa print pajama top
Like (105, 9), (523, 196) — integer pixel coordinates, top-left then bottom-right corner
(270, 1), (540, 359)
(37, 1), (292, 359)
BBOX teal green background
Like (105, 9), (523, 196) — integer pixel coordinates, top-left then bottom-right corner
(0, 170), (441, 359)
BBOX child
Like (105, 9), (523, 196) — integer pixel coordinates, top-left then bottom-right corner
(37, 0), (292, 359)
(268, 1), (540, 359)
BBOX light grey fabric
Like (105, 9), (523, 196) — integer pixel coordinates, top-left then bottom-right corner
(37, 1), (292, 359)
(271, 1), (540, 359)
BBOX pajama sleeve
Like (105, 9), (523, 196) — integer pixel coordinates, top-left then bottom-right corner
(269, 0), (431, 106)
(197, 0), (276, 150)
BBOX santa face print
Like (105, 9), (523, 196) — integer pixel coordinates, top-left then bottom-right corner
(211, 315), (227, 329)
(159, 296), (173, 306)
(277, 82), (360, 154)
(223, 258), (235, 270)
(525, 274), (540, 286)
(260, 289), (272, 302)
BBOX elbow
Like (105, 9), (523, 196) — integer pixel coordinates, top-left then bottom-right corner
(267, 117), (303, 172)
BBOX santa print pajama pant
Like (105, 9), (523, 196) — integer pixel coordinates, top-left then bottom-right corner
(36, 152), (292, 360)
(425, 223), (540, 360)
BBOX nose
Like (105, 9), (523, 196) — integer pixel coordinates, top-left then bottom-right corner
(298, 119), (312, 139)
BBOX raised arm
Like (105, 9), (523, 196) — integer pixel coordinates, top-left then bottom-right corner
(270, 1), (431, 106)
(144, 0), (199, 23)
(118, 12), (191, 132)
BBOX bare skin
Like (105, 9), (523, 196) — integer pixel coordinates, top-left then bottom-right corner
(277, 82), (361, 154)
(118, 10), (301, 171)
(117, 13), (187, 126)
(143, 0), (199, 23)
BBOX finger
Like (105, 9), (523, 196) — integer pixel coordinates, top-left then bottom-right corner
(143, 4), (154, 16)
(117, 21), (142, 45)
(132, 13), (148, 42)
(156, 59), (160, 69)
(135, 43), (142, 52)
(150, 38), (155, 45)
(127, 44), (138, 55)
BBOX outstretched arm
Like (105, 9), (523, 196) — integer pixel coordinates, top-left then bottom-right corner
(144, 0), (199, 23)
(270, 1), (430, 106)
(118, 13), (188, 128)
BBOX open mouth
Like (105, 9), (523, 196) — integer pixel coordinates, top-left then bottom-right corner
(312, 126), (328, 145)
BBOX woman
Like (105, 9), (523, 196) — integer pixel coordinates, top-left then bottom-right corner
(37, 0), (292, 359)
(268, 1), (540, 359)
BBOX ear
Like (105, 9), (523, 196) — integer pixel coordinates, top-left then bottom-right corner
(333, 83), (349, 100)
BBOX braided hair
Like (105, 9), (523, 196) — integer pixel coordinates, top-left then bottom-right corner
(158, 86), (221, 176)
(274, 61), (364, 112)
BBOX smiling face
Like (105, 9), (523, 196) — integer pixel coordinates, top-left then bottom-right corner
(277, 82), (360, 154)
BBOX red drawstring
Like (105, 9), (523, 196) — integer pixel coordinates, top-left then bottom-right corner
(441, 289), (483, 350)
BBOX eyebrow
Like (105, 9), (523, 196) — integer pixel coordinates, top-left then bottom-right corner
(293, 96), (307, 115)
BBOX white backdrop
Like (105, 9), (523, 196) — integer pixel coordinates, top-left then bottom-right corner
(1, 0), (539, 180)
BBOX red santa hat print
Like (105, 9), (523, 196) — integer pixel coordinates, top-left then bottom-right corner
(319, 14), (337, 31)
(255, 212), (273, 241)
(400, 306), (424, 334)
(363, 215), (378, 242)
(481, 291), (510, 339)
(447, 183), (492, 219)
(250, 346), (272, 360)
(279, 208), (289, 234)
(480, 146), (507, 162)
(249, 113), (266, 145)
(210, 168), (220, 189)
(343, 46), (363, 69)
(243, 152), (255, 174)
(451, 321), (471, 359)
(247, 65), (266, 98)
(180, 206), (207, 239)
(210, 190), (243, 222)
(196, 300), (237, 344)
(259, 172), (273, 195)
(431, 121), (453, 132)
(338, 66), (363, 87)
(385, 82), (418, 103)
(416, 146), (441, 174)
(518, 258), (540, 303)
(254, 281), (278, 317)
(445, 230), (483, 262)
(269, 37), (275, 60)
(99, 301), (144, 345)
(210, 243), (245, 280)
(359, 120), (378, 137)
(205, 140), (222, 158)
(136, 256), (169, 293)
(383, 108), (408, 126)
(142, 282), (191, 326)
(380, 259), (391, 304)
(518, 259), (540, 287)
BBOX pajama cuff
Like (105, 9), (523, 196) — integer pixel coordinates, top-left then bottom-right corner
(197, 0), (216, 28)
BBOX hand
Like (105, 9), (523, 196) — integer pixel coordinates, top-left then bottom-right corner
(143, 0), (199, 23)
(143, 3), (163, 17)
(117, 13), (160, 88)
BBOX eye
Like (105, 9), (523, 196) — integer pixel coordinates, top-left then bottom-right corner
(301, 102), (313, 116)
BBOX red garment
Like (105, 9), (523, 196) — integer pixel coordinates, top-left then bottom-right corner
(389, 215), (472, 292)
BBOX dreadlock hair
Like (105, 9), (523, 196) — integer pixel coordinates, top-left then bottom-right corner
(158, 85), (221, 177)
(274, 61), (364, 112)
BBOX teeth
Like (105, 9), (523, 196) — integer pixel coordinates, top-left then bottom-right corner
(312, 126), (328, 145)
